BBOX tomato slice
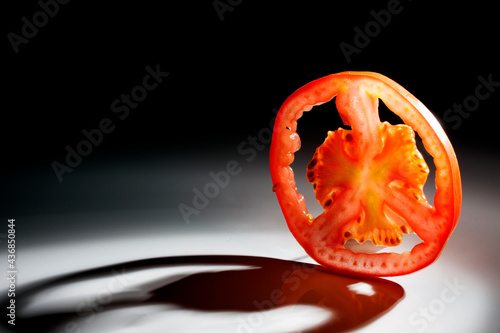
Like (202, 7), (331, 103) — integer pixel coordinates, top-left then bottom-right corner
(270, 72), (461, 277)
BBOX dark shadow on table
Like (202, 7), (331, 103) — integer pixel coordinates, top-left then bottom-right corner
(3, 255), (404, 332)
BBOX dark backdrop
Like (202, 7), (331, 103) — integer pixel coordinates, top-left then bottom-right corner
(3, 1), (499, 214)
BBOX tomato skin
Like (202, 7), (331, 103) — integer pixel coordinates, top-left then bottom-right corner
(270, 72), (461, 277)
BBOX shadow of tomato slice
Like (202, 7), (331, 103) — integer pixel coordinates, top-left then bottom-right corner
(7, 255), (404, 333)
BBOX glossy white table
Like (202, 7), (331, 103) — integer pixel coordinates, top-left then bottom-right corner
(1, 146), (498, 332)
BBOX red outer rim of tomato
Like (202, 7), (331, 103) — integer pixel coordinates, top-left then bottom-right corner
(270, 72), (462, 277)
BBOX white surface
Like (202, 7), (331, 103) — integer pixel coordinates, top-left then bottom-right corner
(1, 147), (499, 332)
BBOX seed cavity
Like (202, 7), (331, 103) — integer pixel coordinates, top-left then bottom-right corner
(307, 158), (317, 169)
(306, 171), (315, 182)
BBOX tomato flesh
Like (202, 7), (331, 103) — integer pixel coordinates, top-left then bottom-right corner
(270, 72), (461, 277)
(307, 122), (429, 247)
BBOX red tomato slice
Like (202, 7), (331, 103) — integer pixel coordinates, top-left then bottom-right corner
(270, 72), (461, 277)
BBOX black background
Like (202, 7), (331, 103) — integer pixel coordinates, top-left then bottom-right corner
(2, 1), (499, 208)
(2, 4), (500, 332)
